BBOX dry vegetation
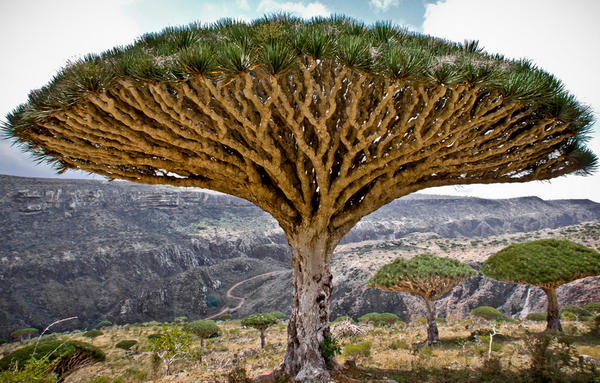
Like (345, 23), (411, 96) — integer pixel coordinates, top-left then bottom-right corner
(2, 316), (599, 383)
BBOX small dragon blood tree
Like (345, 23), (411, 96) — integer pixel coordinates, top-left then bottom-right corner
(241, 313), (279, 349)
(2, 15), (596, 382)
(481, 239), (600, 331)
(368, 254), (476, 344)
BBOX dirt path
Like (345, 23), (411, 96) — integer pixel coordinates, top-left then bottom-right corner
(204, 270), (287, 320)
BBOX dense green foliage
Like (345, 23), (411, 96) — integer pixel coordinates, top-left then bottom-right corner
(3, 15), (596, 175)
(481, 239), (600, 286)
(0, 357), (57, 383)
(471, 306), (502, 320)
(0, 340), (105, 372)
(367, 254), (476, 292)
(241, 313), (278, 330)
(96, 320), (112, 328)
(174, 316), (188, 323)
(526, 312), (547, 322)
(357, 312), (400, 326)
(183, 320), (221, 339)
(115, 340), (138, 350)
(367, 254), (476, 287)
(83, 329), (104, 339)
(319, 336), (341, 363)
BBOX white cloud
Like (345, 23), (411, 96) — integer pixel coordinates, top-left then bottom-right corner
(257, 0), (330, 19)
(421, 0), (600, 202)
(369, 0), (400, 12)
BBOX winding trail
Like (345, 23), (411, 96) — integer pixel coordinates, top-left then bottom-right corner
(204, 270), (288, 320)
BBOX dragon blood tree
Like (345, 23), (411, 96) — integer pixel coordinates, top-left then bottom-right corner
(481, 239), (600, 331)
(2, 15), (597, 381)
(367, 254), (476, 344)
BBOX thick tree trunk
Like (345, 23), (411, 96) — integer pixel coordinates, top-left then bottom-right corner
(543, 287), (562, 331)
(260, 329), (266, 349)
(280, 230), (336, 383)
(423, 298), (439, 345)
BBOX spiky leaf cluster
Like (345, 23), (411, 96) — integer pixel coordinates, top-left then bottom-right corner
(241, 313), (278, 330)
(481, 239), (600, 288)
(3, 14), (596, 177)
(367, 254), (476, 300)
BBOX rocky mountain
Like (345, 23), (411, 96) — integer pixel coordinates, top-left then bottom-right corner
(1, 174), (599, 339)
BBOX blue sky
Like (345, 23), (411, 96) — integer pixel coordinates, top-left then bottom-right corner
(1, 0), (599, 201)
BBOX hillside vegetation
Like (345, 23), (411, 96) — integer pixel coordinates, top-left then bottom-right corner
(1, 313), (599, 383)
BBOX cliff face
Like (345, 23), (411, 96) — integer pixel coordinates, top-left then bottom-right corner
(1, 174), (599, 338)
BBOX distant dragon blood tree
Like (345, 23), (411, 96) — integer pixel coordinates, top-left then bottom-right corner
(367, 254), (476, 344)
(2, 15), (597, 382)
(481, 239), (600, 331)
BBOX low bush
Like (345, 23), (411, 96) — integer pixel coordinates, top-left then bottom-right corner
(83, 329), (103, 340)
(217, 313), (233, 321)
(583, 302), (600, 313)
(115, 340), (138, 351)
(343, 341), (372, 358)
(148, 333), (163, 341)
(471, 306), (502, 320)
(560, 305), (592, 320)
(358, 312), (399, 326)
(0, 340), (105, 378)
(96, 320), (112, 329)
(526, 312), (547, 322)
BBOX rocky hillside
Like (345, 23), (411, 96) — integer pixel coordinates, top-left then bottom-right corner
(1, 174), (599, 338)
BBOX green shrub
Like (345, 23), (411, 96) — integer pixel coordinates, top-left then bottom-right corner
(319, 336), (341, 367)
(358, 312), (399, 326)
(269, 311), (288, 321)
(174, 316), (188, 323)
(148, 333), (163, 341)
(583, 302), (600, 313)
(149, 327), (192, 375)
(343, 341), (371, 358)
(10, 328), (39, 342)
(526, 312), (547, 322)
(0, 357), (57, 383)
(0, 340), (105, 377)
(96, 320), (112, 329)
(471, 306), (502, 320)
(216, 313), (233, 321)
(83, 329), (103, 340)
(115, 340), (138, 350)
(560, 305), (592, 320)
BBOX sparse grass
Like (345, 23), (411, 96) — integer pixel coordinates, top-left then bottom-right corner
(1, 318), (599, 382)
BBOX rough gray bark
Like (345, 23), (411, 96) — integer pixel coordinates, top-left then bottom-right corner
(543, 287), (563, 331)
(424, 298), (440, 345)
(280, 230), (337, 382)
